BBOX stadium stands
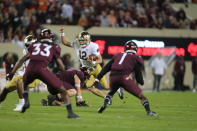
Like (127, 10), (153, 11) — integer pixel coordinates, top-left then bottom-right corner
(0, 0), (197, 42)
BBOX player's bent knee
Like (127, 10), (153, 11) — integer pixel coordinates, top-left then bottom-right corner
(138, 93), (147, 100)
(67, 89), (77, 97)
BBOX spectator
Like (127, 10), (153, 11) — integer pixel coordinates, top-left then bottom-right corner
(173, 56), (186, 91)
(61, 0), (73, 24)
(150, 53), (167, 92)
(99, 10), (109, 27)
(0, 0), (197, 43)
(107, 9), (117, 27)
(77, 14), (89, 29)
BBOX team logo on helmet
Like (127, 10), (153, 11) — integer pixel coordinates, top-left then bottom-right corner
(124, 41), (138, 54)
(77, 31), (91, 48)
(24, 35), (37, 47)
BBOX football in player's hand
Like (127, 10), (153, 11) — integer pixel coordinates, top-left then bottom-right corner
(88, 54), (97, 61)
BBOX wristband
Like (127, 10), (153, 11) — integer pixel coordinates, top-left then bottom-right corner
(77, 96), (83, 99)
(60, 33), (65, 36)
(92, 61), (96, 65)
(75, 84), (80, 88)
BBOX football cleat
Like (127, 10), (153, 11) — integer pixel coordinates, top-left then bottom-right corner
(98, 105), (107, 113)
(117, 88), (124, 100)
(76, 101), (89, 107)
(21, 99), (30, 113)
(147, 111), (158, 117)
(67, 113), (80, 119)
(13, 104), (24, 111)
(98, 96), (112, 113)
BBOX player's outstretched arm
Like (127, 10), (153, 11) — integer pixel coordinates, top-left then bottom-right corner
(134, 65), (144, 85)
(59, 27), (72, 47)
(56, 57), (65, 71)
(97, 59), (114, 80)
(11, 53), (30, 74)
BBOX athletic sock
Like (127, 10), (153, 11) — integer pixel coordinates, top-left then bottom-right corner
(142, 100), (151, 113)
(19, 99), (25, 105)
(23, 92), (29, 100)
(65, 104), (73, 114)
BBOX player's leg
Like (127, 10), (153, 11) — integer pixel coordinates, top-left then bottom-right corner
(86, 75), (106, 98)
(98, 76), (120, 113)
(0, 76), (18, 104)
(122, 77), (157, 116)
(40, 70), (79, 118)
(117, 88), (124, 99)
(96, 64), (124, 99)
(14, 79), (41, 111)
(75, 86), (89, 107)
(21, 69), (35, 113)
(59, 88), (80, 118)
(13, 77), (25, 111)
(94, 64), (110, 90)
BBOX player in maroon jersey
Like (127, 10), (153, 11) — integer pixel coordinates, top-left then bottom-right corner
(93, 41), (157, 116)
(9, 29), (79, 118)
(45, 69), (88, 106)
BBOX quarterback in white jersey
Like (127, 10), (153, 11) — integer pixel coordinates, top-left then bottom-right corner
(60, 28), (109, 98)
(0, 35), (41, 111)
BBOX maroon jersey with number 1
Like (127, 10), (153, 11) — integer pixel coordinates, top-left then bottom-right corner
(109, 52), (144, 97)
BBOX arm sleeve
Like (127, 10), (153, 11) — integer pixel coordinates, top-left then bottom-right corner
(92, 43), (100, 56)
(134, 64), (144, 85)
(97, 59), (114, 80)
(54, 45), (61, 59)
(134, 56), (144, 85)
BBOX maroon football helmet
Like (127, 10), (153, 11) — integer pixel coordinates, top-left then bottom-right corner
(124, 41), (138, 54)
(40, 28), (54, 43)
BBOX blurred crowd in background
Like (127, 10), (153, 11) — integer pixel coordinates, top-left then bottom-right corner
(0, 0), (197, 42)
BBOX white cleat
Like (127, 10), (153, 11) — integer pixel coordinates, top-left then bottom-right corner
(117, 88), (124, 100)
(13, 104), (24, 112)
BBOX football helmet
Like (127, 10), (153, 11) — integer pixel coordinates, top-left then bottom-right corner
(24, 35), (37, 47)
(77, 31), (91, 48)
(124, 41), (138, 54)
(40, 28), (54, 43)
(80, 66), (91, 80)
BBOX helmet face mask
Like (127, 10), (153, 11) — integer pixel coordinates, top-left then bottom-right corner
(77, 31), (91, 48)
(124, 41), (138, 54)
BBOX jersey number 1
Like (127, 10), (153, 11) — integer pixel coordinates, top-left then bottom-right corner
(118, 53), (127, 65)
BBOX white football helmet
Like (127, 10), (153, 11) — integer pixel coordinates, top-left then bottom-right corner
(24, 35), (37, 47)
(77, 31), (91, 48)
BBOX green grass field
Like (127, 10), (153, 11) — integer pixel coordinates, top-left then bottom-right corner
(0, 91), (197, 131)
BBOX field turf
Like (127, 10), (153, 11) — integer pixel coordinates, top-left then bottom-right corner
(0, 91), (197, 131)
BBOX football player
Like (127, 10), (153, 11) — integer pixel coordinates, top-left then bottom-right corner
(0, 35), (42, 111)
(60, 28), (109, 98)
(8, 29), (79, 118)
(42, 69), (89, 107)
(93, 41), (157, 116)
